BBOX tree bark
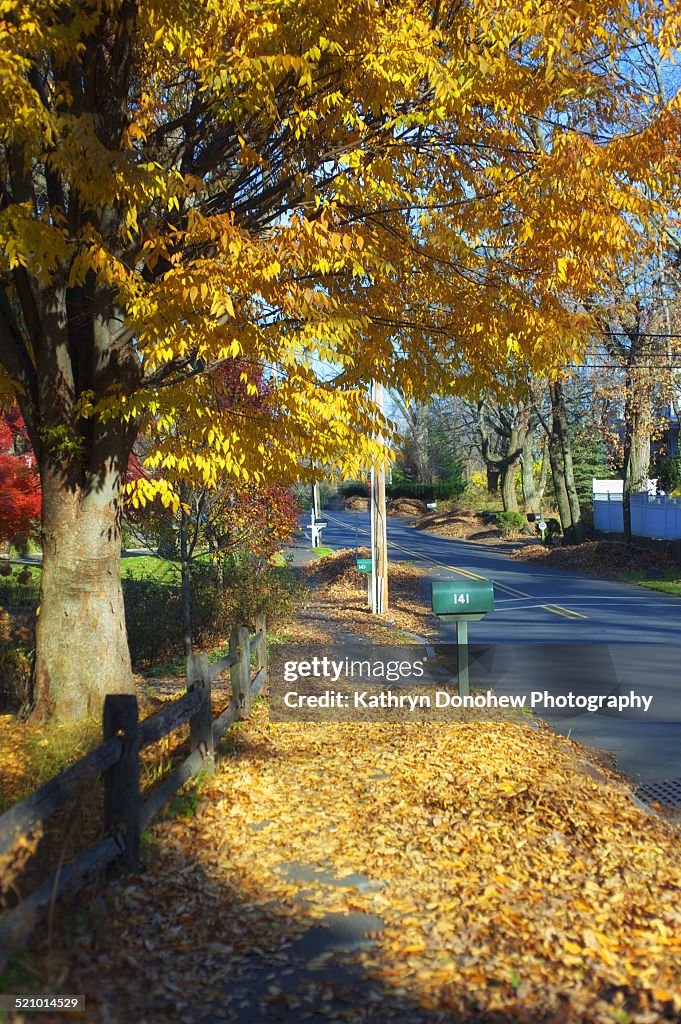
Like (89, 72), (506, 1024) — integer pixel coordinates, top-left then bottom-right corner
(537, 434), (549, 503)
(32, 466), (134, 722)
(547, 430), (573, 541)
(520, 420), (541, 515)
(622, 366), (651, 544)
(548, 381), (583, 545)
(500, 420), (524, 513)
(179, 506), (193, 657)
(486, 465), (500, 493)
(478, 402), (527, 511)
(500, 458), (519, 513)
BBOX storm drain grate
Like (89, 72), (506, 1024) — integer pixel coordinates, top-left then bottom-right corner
(635, 778), (681, 808)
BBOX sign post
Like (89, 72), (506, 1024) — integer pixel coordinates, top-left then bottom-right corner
(356, 556), (373, 607)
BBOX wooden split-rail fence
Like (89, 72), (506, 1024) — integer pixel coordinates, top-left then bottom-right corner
(0, 613), (267, 968)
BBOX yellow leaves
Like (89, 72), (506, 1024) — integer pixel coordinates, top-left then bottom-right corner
(653, 988), (676, 1004)
(556, 256), (569, 283)
(1, 0), (678, 512)
(68, 615), (681, 1024)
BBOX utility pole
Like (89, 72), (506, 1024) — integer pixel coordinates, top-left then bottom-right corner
(370, 381), (388, 613)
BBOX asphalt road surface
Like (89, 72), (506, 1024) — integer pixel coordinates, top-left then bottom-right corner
(313, 510), (681, 784)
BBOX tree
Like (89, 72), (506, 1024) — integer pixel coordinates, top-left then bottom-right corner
(476, 400), (539, 514)
(127, 361), (300, 655)
(571, 426), (613, 520)
(391, 395), (466, 493)
(0, 408), (41, 546)
(590, 255), (679, 541)
(0, 1), (678, 718)
(535, 380), (584, 545)
(392, 397), (433, 487)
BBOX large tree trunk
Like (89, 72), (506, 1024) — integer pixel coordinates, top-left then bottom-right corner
(410, 408), (431, 485)
(548, 381), (584, 545)
(622, 367), (651, 544)
(486, 465), (500, 493)
(32, 465), (134, 721)
(537, 434), (549, 503)
(520, 422), (541, 515)
(500, 459), (519, 512)
(500, 421), (524, 513)
(548, 431), (573, 540)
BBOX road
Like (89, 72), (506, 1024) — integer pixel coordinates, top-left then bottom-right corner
(315, 510), (681, 785)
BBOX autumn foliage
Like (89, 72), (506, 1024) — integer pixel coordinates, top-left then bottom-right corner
(1, 0), (680, 713)
(0, 409), (40, 544)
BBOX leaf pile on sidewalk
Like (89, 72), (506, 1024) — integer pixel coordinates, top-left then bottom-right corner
(23, 707), (681, 1024)
(309, 548), (438, 641)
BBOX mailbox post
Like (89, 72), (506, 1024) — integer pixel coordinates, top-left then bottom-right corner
(356, 557), (373, 607)
(431, 579), (495, 696)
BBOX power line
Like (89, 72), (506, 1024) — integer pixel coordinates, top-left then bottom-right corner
(593, 331), (681, 339)
(569, 364), (681, 370)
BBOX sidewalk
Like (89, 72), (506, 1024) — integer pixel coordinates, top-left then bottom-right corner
(12, 554), (681, 1024)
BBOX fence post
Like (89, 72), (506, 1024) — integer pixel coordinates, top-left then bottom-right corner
(230, 625), (252, 720)
(187, 652), (214, 775)
(254, 612), (267, 696)
(102, 694), (140, 870)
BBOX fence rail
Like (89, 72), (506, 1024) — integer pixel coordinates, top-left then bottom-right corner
(0, 612), (267, 968)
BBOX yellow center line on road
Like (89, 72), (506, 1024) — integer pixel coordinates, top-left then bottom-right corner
(325, 511), (589, 622)
(542, 604), (589, 620)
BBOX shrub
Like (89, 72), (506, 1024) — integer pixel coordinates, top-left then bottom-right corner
(123, 559), (305, 668)
(123, 578), (184, 667)
(544, 517), (562, 544)
(386, 474), (465, 502)
(224, 560), (306, 629)
(496, 510), (525, 536)
(467, 469), (488, 491)
(338, 481), (369, 499)
(653, 455), (681, 494)
(0, 642), (33, 710)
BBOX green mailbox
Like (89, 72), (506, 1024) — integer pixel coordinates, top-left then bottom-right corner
(431, 579), (494, 620)
(356, 557), (373, 574)
(431, 578), (495, 698)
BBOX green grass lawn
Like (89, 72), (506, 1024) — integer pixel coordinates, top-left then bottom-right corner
(1, 555), (177, 588)
(621, 569), (681, 597)
(120, 553), (182, 584)
(2, 547), (295, 591)
(0, 551), (213, 589)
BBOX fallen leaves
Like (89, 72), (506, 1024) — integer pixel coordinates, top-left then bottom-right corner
(16, 699), (679, 1024)
(307, 548), (440, 642)
(512, 540), (680, 579)
(4, 552), (681, 1024)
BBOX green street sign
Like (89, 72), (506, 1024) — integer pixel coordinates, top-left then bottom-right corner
(356, 558), (373, 574)
(431, 579), (495, 619)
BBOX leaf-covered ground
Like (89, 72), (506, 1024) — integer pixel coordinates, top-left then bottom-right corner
(13, 709), (681, 1024)
(409, 508), (536, 547)
(512, 541), (681, 581)
(3, 550), (681, 1024)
